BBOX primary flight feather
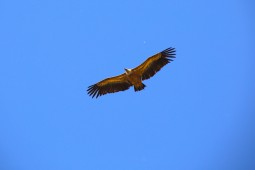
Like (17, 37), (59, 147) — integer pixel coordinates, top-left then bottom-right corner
(87, 47), (176, 98)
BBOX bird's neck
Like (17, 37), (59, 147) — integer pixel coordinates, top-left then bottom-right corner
(125, 68), (132, 75)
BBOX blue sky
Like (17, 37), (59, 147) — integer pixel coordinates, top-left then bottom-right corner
(0, 0), (255, 169)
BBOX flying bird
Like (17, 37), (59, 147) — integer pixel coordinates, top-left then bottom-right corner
(87, 47), (176, 98)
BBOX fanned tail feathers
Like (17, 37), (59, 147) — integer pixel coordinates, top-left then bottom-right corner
(134, 83), (146, 92)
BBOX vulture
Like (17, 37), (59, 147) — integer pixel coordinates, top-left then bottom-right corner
(87, 47), (176, 98)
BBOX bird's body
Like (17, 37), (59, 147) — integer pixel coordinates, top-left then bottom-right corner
(87, 47), (176, 98)
(124, 68), (146, 91)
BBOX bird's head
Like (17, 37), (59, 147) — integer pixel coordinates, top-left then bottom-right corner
(124, 68), (132, 75)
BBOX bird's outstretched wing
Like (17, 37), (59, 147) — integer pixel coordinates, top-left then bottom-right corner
(132, 47), (176, 80)
(87, 73), (131, 98)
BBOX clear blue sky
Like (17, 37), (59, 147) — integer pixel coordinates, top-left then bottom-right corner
(0, 0), (254, 170)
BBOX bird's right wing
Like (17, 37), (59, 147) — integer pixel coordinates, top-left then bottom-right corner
(87, 73), (131, 98)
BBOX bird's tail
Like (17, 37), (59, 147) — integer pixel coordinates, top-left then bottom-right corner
(134, 83), (146, 92)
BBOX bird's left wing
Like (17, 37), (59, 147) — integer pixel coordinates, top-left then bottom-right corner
(87, 73), (131, 98)
(132, 47), (176, 80)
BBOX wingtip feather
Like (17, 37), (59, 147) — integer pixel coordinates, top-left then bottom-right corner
(162, 47), (176, 59)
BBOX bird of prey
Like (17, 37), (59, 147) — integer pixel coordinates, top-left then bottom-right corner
(87, 47), (176, 98)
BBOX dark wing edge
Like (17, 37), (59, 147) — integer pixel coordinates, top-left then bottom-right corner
(141, 47), (176, 80)
(87, 74), (131, 98)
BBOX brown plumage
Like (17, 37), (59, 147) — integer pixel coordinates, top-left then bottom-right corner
(87, 47), (176, 98)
